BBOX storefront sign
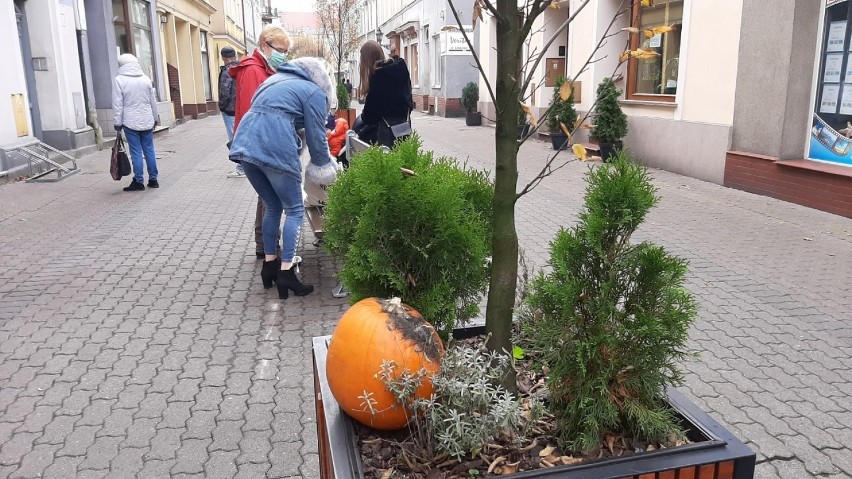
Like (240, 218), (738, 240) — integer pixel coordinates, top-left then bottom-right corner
(808, 0), (852, 165)
(440, 26), (473, 55)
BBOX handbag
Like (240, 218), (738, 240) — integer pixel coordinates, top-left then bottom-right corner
(110, 134), (131, 180)
(376, 116), (412, 149)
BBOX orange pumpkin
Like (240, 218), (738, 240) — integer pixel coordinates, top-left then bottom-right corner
(325, 297), (445, 430)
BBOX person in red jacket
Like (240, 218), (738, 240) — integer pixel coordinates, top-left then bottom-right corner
(229, 25), (291, 259)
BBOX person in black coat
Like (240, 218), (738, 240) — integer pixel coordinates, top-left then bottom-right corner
(354, 40), (414, 148)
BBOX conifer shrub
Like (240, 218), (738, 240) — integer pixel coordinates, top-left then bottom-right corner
(462, 81), (479, 113)
(546, 75), (577, 133)
(323, 137), (493, 337)
(590, 77), (627, 144)
(524, 151), (697, 452)
(336, 82), (350, 110)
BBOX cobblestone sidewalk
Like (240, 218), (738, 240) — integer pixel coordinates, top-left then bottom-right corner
(0, 113), (850, 478)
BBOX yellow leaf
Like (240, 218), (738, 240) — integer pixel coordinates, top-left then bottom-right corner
(472, 0), (484, 29)
(539, 445), (556, 457)
(549, 2), (559, 8)
(622, 48), (661, 61)
(621, 27), (640, 33)
(641, 0), (654, 6)
(644, 24), (676, 38)
(572, 143), (588, 161)
(573, 117), (583, 130)
(559, 82), (572, 101)
(520, 102), (537, 128)
(559, 122), (571, 141)
(619, 51), (630, 62)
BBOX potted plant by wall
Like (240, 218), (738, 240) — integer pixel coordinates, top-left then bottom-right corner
(546, 75), (577, 151)
(590, 77), (628, 162)
(462, 81), (482, 126)
(335, 82), (357, 126)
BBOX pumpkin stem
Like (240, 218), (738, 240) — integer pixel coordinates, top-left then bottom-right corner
(382, 297), (408, 316)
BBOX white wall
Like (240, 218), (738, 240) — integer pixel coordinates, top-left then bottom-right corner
(26, 0), (86, 131)
(679, 0), (742, 125)
(1, 2), (33, 146)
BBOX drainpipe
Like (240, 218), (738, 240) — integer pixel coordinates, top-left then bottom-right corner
(74, 0), (104, 147)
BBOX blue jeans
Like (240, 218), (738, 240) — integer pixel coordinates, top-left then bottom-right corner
(222, 113), (244, 174)
(242, 162), (303, 262)
(124, 128), (158, 183)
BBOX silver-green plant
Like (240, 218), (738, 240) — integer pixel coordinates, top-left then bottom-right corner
(380, 343), (541, 460)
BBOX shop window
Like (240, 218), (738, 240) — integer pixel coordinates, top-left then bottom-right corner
(200, 31), (212, 101)
(808, 0), (852, 166)
(410, 43), (419, 86)
(626, 0), (682, 102)
(113, 0), (157, 91)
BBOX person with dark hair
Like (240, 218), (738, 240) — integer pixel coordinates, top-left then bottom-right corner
(229, 57), (338, 300)
(218, 46), (241, 178)
(354, 40), (414, 148)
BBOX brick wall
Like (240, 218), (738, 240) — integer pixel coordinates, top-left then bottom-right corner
(437, 97), (465, 118)
(724, 151), (852, 218)
(413, 94), (429, 112)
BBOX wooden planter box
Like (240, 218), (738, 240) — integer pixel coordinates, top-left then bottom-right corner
(312, 335), (755, 479)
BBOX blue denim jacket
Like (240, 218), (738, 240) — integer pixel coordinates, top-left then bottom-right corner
(229, 63), (332, 180)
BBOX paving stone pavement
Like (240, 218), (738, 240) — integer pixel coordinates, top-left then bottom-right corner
(0, 113), (850, 479)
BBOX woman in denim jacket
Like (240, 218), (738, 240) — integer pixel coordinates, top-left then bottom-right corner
(229, 57), (338, 299)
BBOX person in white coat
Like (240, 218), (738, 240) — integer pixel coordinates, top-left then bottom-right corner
(113, 53), (159, 191)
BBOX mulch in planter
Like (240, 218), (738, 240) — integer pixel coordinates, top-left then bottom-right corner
(355, 337), (693, 478)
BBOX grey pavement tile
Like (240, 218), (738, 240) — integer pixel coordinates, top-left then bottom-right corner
(41, 455), (84, 479)
(107, 446), (146, 478)
(10, 443), (62, 479)
(204, 450), (240, 479)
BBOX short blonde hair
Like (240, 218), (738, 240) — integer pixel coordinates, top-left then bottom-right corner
(258, 25), (291, 51)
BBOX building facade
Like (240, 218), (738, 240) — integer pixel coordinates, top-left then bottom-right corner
(1, 0), (96, 179)
(352, 0), (480, 118)
(474, 0), (850, 218)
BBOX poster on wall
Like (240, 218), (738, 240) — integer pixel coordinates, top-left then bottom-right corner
(827, 21), (847, 51)
(808, 0), (852, 166)
(840, 86), (852, 114)
(824, 53), (844, 82)
(821, 84), (840, 113)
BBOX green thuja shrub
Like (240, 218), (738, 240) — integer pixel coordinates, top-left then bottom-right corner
(546, 75), (577, 133)
(590, 77), (627, 143)
(336, 83), (350, 110)
(323, 137), (493, 337)
(462, 81), (479, 113)
(525, 151), (696, 452)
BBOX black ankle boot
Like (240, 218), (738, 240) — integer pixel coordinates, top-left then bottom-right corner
(276, 267), (314, 299)
(260, 259), (280, 289)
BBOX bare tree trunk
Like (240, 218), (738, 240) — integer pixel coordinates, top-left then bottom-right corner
(485, 0), (523, 391)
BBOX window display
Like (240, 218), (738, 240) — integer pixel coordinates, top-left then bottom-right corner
(626, 0), (682, 102)
(809, 0), (852, 165)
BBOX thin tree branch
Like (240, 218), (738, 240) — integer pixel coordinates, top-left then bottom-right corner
(481, 0), (501, 22)
(517, 1), (632, 198)
(520, 0), (594, 96)
(448, 0), (497, 106)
